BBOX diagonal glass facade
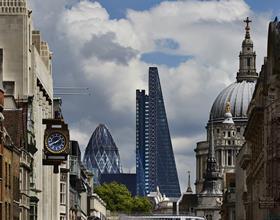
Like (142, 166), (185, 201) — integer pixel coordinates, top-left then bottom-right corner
(83, 124), (122, 184)
(136, 67), (181, 197)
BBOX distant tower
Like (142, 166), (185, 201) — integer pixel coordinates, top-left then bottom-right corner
(186, 171), (193, 194)
(83, 124), (122, 183)
(136, 90), (149, 196)
(236, 17), (258, 82)
(196, 117), (223, 219)
(200, 118), (223, 195)
(136, 67), (181, 197)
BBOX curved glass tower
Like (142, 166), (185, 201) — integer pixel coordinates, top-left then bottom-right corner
(83, 124), (122, 183)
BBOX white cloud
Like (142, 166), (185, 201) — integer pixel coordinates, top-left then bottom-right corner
(29, 0), (271, 192)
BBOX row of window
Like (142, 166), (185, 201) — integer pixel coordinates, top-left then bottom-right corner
(217, 149), (237, 166)
(0, 1), (25, 7)
(0, 6), (25, 13)
(216, 127), (241, 135)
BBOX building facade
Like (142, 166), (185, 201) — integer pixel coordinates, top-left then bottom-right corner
(0, 0), (60, 219)
(3, 97), (33, 220)
(136, 67), (181, 198)
(68, 140), (107, 220)
(0, 50), (21, 220)
(237, 18), (280, 220)
(2, 135), (21, 220)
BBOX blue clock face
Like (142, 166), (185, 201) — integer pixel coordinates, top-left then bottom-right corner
(47, 132), (66, 153)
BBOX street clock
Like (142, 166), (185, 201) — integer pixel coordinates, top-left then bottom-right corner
(43, 119), (70, 173)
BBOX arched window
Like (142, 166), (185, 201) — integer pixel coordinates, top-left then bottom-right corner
(247, 57), (251, 66)
(228, 149), (232, 166)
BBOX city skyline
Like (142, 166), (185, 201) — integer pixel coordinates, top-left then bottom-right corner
(28, 0), (279, 191)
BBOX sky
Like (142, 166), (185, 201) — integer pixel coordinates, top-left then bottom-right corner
(28, 0), (279, 192)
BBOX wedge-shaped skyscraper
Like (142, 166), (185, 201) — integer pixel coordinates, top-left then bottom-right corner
(136, 67), (181, 197)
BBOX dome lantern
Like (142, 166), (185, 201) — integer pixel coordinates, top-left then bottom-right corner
(236, 17), (258, 82)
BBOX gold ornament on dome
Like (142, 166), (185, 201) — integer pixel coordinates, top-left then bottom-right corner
(225, 100), (231, 113)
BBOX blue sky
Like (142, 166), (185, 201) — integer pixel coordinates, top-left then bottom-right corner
(246, 0), (280, 13)
(93, 0), (280, 67)
(96, 0), (280, 19)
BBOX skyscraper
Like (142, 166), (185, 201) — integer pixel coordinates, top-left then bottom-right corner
(136, 90), (149, 196)
(136, 67), (181, 198)
(83, 124), (122, 183)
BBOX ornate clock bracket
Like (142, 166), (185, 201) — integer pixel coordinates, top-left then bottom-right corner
(42, 119), (70, 173)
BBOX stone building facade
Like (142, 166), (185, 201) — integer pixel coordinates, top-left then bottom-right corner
(0, 49), (21, 220)
(237, 18), (280, 220)
(0, 0), (59, 219)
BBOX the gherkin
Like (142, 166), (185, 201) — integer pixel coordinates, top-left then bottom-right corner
(83, 124), (122, 182)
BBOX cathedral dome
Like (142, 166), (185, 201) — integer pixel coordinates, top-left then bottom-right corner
(210, 17), (257, 122)
(210, 81), (256, 122)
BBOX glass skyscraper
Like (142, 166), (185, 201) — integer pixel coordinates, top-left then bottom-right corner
(136, 67), (181, 197)
(83, 124), (122, 184)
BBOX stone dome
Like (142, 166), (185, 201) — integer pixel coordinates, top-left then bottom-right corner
(210, 81), (256, 122)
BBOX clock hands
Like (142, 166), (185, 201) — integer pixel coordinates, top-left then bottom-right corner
(49, 138), (62, 148)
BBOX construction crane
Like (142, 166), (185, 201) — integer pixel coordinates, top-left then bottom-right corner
(54, 87), (91, 96)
